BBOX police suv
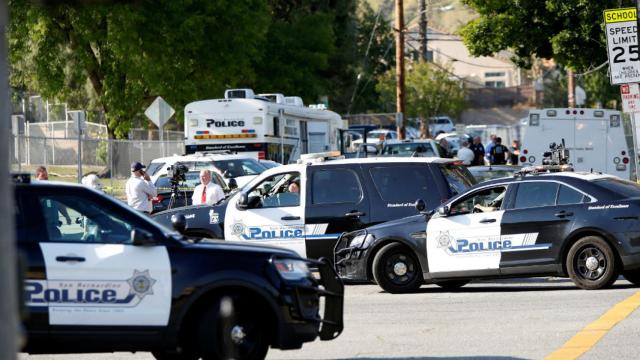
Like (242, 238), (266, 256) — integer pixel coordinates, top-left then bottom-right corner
(335, 170), (640, 293)
(152, 153), (475, 260)
(16, 176), (343, 359)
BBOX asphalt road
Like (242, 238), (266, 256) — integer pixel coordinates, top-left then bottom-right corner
(20, 277), (640, 360)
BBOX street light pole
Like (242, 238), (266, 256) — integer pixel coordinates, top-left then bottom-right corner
(395, 0), (406, 140)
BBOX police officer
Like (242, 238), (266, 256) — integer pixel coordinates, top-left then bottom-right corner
(490, 137), (509, 165)
(470, 136), (485, 166)
(125, 162), (157, 214)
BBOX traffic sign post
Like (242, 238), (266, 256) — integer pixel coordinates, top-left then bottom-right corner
(604, 8), (640, 85)
(144, 96), (175, 157)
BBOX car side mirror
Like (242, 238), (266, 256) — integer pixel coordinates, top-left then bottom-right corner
(437, 205), (449, 217)
(131, 229), (155, 246)
(236, 193), (248, 210)
(171, 214), (187, 234)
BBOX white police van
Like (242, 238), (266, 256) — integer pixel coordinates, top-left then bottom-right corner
(521, 108), (634, 180)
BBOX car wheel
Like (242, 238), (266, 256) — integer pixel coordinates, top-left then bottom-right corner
(434, 280), (469, 290)
(198, 296), (270, 360)
(567, 236), (618, 290)
(623, 269), (640, 286)
(372, 243), (423, 293)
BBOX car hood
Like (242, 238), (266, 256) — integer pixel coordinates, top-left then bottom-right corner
(365, 214), (426, 233)
(184, 238), (299, 257)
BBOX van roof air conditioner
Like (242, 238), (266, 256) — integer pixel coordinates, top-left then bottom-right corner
(224, 89), (255, 100)
(258, 93), (286, 104)
(284, 96), (304, 107)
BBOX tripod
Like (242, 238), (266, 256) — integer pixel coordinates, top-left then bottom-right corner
(168, 180), (181, 210)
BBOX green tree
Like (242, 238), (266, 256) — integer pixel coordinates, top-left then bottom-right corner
(459, 0), (634, 70)
(9, 0), (270, 138)
(376, 62), (466, 138)
(348, 0), (395, 114)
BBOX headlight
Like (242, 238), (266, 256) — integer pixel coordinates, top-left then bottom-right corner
(273, 258), (311, 280)
(349, 233), (373, 249)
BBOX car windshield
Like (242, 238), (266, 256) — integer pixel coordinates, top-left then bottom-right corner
(381, 143), (436, 157)
(214, 158), (266, 177)
(593, 178), (640, 198)
(367, 131), (389, 139)
(146, 162), (165, 176)
(470, 170), (516, 183)
(155, 171), (202, 190)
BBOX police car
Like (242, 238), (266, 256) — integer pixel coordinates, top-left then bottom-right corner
(15, 176), (343, 359)
(152, 153), (475, 260)
(335, 170), (640, 293)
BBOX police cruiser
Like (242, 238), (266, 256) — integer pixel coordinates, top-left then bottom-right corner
(152, 152), (475, 260)
(335, 169), (640, 293)
(15, 175), (343, 359)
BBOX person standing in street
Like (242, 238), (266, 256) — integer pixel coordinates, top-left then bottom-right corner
(456, 141), (475, 165)
(490, 137), (509, 165)
(510, 139), (521, 165)
(125, 162), (157, 214)
(192, 169), (225, 206)
(470, 136), (485, 166)
(485, 134), (497, 164)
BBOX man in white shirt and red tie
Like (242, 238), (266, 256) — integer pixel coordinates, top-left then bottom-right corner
(192, 169), (225, 206)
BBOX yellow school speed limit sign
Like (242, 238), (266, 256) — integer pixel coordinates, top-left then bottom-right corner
(604, 7), (640, 85)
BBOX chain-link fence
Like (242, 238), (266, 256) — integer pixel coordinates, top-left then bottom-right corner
(10, 135), (184, 198)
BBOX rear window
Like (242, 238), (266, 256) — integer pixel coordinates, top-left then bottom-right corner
(146, 162), (165, 176)
(593, 178), (640, 198)
(381, 143), (436, 157)
(514, 182), (558, 209)
(214, 159), (266, 177)
(369, 166), (440, 205)
(312, 169), (362, 204)
(439, 164), (475, 196)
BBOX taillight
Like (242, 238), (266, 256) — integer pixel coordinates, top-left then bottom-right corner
(623, 157), (629, 164)
(258, 151), (266, 160)
(152, 195), (163, 204)
(520, 156), (527, 163)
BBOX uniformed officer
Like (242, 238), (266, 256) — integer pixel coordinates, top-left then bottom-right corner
(125, 162), (157, 214)
(192, 169), (225, 205)
(490, 137), (509, 165)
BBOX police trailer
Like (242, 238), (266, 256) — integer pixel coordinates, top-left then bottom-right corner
(184, 89), (347, 164)
(520, 108), (634, 180)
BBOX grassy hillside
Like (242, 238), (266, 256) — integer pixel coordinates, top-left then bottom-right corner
(365, 0), (476, 34)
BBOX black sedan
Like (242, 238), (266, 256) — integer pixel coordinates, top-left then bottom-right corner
(335, 171), (640, 293)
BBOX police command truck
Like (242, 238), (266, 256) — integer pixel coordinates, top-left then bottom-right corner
(336, 170), (640, 293)
(16, 176), (343, 359)
(152, 153), (475, 260)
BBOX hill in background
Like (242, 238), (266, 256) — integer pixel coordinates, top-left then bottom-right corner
(366, 0), (477, 34)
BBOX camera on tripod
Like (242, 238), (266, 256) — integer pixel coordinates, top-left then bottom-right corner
(542, 139), (570, 166)
(167, 163), (188, 186)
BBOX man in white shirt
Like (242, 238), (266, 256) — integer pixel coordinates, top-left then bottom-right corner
(456, 141), (475, 166)
(192, 169), (225, 206)
(125, 162), (157, 214)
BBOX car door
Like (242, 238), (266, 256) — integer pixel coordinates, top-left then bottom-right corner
(499, 181), (587, 274)
(426, 185), (509, 277)
(305, 166), (369, 260)
(224, 170), (307, 256)
(26, 188), (172, 328)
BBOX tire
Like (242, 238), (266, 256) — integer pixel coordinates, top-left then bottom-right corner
(566, 236), (618, 290)
(372, 243), (423, 293)
(198, 296), (270, 360)
(435, 280), (469, 291)
(623, 269), (640, 286)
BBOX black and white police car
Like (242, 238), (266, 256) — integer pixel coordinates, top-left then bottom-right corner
(335, 170), (640, 293)
(15, 175), (343, 359)
(152, 152), (475, 261)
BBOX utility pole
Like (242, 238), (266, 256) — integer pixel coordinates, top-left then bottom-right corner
(567, 69), (576, 108)
(419, 0), (428, 62)
(0, 0), (19, 358)
(395, 0), (406, 140)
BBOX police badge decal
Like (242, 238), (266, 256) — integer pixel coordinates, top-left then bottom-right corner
(127, 270), (157, 300)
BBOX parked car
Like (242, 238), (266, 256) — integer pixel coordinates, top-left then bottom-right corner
(153, 154), (476, 260)
(429, 116), (455, 135)
(15, 175), (344, 359)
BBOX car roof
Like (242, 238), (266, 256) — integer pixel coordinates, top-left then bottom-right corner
(383, 139), (436, 145)
(150, 153), (257, 163)
(468, 171), (616, 188)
